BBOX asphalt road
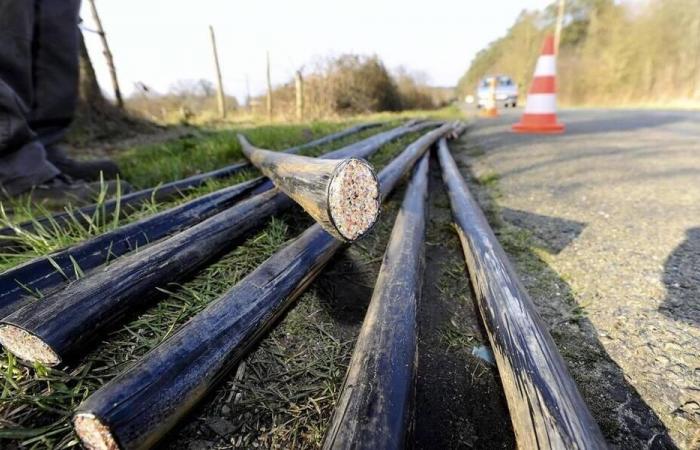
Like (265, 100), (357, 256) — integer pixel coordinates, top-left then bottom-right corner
(460, 108), (699, 449)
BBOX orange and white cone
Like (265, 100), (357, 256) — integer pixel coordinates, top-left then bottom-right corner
(481, 77), (499, 118)
(512, 35), (565, 134)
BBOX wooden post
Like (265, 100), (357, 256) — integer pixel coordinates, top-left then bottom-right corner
(209, 25), (226, 118)
(323, 153), (429, 450)
(0, 123), (434, 366)
(295, 70), (304, 121)
(70, 125), (454, 450)
(237, 135), (380, 241)
(245, 74), (251, 109)
(87, 0), (123, 108)
(554, 0), (566, 54)
(436, 139), (607, 449)
(266, 51), (273, 120)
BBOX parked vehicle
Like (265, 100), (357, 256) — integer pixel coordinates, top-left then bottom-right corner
(476, 75), (518, 108)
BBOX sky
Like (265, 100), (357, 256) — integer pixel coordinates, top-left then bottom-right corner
(80, 0), (552, 103)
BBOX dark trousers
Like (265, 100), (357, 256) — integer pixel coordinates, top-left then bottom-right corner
(0, 0), (81, 195)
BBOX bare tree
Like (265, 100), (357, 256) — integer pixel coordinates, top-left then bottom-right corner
(87, 0), (123, 108)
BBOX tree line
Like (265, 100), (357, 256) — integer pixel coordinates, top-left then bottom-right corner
(458, 0), (700, 105)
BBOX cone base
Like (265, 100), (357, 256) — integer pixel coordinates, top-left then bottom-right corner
(512, 122), (565, 134)
(512, 113), (565, 134)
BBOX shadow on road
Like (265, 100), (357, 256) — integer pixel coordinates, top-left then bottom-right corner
(660, 227), (700, 327)
(500, 207), (585, 255)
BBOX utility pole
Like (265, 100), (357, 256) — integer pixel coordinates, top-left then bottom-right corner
(87, 0), (123, 108)
(554, 0), (566, 54)
(209, 25), (226, 118)
(295, 70), (304, 121)
(266, 51), (273, 121)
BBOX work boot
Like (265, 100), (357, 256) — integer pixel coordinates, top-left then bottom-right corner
(1, 174), (132, 210)
(46, 146), (120, 181)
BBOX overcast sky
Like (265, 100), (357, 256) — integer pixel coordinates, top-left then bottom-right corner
(80, 0), (552, 102)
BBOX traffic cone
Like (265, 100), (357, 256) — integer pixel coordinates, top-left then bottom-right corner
(512, 35), (565, 133)
(481, 77), (499, 118)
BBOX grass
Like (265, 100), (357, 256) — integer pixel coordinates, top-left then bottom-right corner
(0, 121), (402, 273)
(0, 218), (291, 448)
(0, 113), (440, 449)
(115, 122), (358, 189)
(439, 319), (476, 352)
(476, 171), (499, 188)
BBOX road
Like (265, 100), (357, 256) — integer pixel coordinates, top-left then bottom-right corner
(457, 108), (699, 448)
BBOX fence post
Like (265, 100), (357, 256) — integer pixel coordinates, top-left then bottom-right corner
(266, 51), (273, 121)
(245, 74), (251, 110)
(295, 70), (304, 121)
(209, 25), (226, 118)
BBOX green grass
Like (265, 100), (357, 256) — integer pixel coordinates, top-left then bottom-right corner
(0, 218), (291, 448)
(439, 319), (476, 352)
(0, 114), (439, 449)
(0, 121), (404, 273)
(116, 122), (356, 189)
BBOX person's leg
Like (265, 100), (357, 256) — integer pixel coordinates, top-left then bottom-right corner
(31, 0), (119, 181)
(0, 0), (60, 196)
(30, 0), (81, 147)
(0, 0), (128, 205)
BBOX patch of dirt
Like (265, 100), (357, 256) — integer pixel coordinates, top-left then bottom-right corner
(413, 150), (515, 449)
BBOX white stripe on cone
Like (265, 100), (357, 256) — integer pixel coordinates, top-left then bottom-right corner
(524, 93), (557, 114)
(533, 55), (556, 77)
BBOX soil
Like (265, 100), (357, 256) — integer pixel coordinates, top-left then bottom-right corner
(413, 149), (515, 450)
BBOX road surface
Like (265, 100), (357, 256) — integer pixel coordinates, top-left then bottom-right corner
(457, 108), (699, 448)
